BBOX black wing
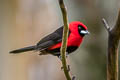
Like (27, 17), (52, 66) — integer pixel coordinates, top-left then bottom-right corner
(36, 27), (63, 50)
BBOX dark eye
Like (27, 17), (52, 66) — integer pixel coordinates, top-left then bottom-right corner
(78, 25), (82, 30)
(78, 25), (85, 30)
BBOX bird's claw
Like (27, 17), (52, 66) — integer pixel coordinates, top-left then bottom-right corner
(58, 55), (62, 61)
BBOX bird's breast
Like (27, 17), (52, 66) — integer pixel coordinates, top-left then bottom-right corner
(67, 33), (83, 46)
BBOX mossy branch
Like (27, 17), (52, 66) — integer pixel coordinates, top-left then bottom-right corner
(58, 0), (72, 80)
(102, 9), (120, 80)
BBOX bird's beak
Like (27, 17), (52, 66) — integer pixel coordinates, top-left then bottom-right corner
(80, 30), (90, 35)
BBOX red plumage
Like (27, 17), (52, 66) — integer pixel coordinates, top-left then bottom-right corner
(48, 21), (87, 49)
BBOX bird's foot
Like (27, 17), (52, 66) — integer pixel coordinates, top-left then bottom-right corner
(58, 52), (69, 60)
(61, 65), (70, 72)
(58, 55), (62, 61)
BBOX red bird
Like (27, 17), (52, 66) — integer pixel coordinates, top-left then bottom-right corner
(10, 21), (89, 57)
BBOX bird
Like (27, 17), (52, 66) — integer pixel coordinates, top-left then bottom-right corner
(10, 21), (89, 57)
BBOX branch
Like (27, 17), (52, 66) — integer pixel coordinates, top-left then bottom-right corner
(113, 9), (120, 36)
(102, 9), (120, 80)
(58, 0), (72, 80)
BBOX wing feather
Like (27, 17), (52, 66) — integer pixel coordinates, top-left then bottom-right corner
(36, 27), (63, 50)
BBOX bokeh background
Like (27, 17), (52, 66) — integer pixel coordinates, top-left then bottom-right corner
(0, 0), (120, 80)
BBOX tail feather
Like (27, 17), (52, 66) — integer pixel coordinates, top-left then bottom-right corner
(9, 45), (36, 54)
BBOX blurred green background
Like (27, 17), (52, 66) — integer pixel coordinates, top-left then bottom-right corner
(0, 0), (120, 80)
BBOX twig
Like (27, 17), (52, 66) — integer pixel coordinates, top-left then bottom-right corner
(102, 18), (111, 32)
(58, 0), (72, 80)
(102, 9), (120, 80)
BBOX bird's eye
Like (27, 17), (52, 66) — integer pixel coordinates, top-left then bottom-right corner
(78, 25), (82, 30)
(78, 25), (86, 30)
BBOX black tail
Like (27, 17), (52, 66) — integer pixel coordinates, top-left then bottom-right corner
(9, 45), (36, 54)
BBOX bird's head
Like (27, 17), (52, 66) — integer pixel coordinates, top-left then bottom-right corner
(69, 21), (89, 37)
